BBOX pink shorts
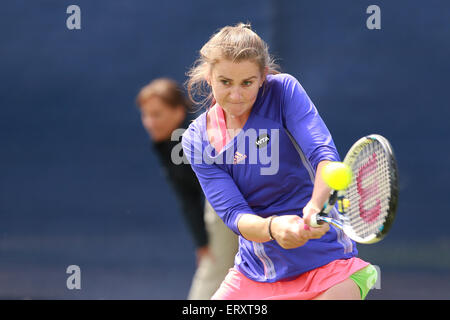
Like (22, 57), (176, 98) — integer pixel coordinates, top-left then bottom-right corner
(211, 257), (369, 300)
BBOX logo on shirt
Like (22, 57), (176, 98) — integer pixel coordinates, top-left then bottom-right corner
(233, 151), (247, 164)
(256, 133), (270, 149)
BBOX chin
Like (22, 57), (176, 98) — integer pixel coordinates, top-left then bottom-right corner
(226, 104), (251, 116)
(149, 132), (165, 142)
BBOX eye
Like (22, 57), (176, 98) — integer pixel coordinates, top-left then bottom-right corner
(242, 80), (253, 87)
(221, 79), (230, 86)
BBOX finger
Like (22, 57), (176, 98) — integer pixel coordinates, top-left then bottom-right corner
(303, 211), (317, 227)
(308, 224), (330, 238)
(303, 213), (311, 226)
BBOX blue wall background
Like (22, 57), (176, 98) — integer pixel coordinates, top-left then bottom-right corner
(1, 0), (449, 299)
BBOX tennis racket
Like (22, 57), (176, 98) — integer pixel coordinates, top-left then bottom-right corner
(309, 134), (399, 244)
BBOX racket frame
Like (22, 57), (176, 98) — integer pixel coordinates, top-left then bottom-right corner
(310, 134), (399, 244)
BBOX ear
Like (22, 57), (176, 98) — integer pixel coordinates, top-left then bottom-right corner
(175, 104), (186, 120)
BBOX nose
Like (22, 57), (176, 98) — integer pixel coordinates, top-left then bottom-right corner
(142, 116), (155, 132)
(229, 86), (242, 102)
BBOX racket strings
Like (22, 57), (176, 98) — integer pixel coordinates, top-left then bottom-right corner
(345, 141), (393, 240)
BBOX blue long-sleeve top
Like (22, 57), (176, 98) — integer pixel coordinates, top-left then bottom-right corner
(182, 73), (357, 282)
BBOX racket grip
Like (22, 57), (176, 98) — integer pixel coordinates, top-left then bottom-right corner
(309, 213), (324, 228)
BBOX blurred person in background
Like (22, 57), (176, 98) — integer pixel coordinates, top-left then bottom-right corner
(136, 78), (238, 299)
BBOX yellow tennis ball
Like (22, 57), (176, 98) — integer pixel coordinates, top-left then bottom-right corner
(322, 162), (353, 190)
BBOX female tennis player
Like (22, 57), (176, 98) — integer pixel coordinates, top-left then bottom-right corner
(182, 23), (378, 300)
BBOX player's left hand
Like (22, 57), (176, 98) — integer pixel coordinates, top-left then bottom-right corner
(302, 201), (329, 235)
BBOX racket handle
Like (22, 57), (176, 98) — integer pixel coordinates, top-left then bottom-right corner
(310, 214), (344, 230)
(309, 213), (324, 228)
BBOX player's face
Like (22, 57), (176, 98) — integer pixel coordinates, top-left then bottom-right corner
(209, 59), (265, 121)
(140, 96), (183, 142)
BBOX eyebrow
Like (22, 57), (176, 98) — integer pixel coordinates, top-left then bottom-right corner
(218, 75), (258, 81)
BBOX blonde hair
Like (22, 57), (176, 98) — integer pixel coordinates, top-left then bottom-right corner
(186, 22), (280, 111)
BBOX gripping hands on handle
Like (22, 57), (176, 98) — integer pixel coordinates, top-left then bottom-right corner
(270, 204), (329, 249)
(308, 212), (323, 228)
(303, 200), (327, 228)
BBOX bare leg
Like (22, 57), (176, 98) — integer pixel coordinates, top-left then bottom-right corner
(313, 278), (361, 300)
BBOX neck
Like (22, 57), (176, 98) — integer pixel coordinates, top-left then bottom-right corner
(225, 109), (251, 130)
